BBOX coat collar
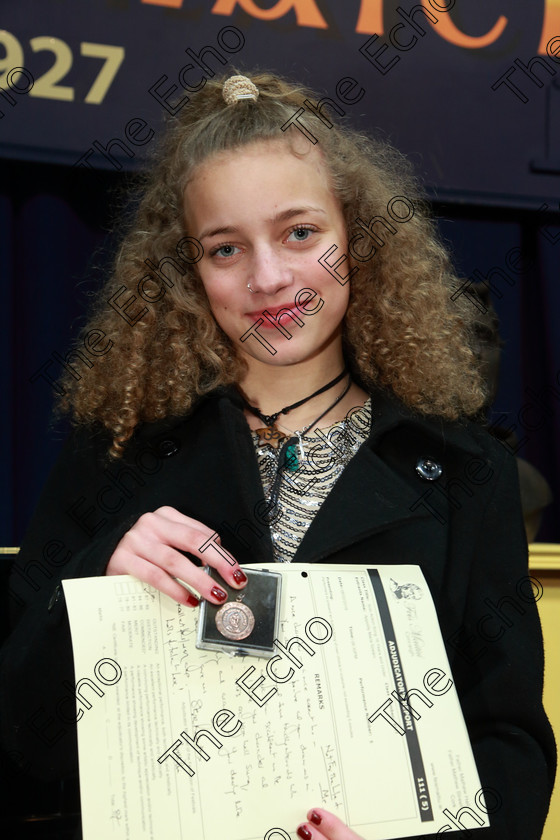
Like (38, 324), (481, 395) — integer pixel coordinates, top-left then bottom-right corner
(135, 384), (485, 565)
(136, 382), (483, 459)
(214, 385), (484, 564)
(214, 382), (484, 457)
(365, 385), (484, 457)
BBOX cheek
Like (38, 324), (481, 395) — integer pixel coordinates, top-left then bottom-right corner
(321, 281), (350, 319)
(208, 295), (233, 322)
(206, 301), (239, 344)
(199, 272), (233, 313)
(201, 281), (243, 339)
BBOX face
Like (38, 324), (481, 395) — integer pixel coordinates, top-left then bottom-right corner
(184, 140), (351, 371)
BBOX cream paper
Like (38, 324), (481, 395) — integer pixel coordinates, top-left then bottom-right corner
(62, 564), (492, 839)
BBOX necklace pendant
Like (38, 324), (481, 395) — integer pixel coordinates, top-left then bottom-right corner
(284, 443), (299, 471)
(255, 426), (287, 449)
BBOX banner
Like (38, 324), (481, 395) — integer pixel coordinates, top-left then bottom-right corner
(1, 0), (559, 207)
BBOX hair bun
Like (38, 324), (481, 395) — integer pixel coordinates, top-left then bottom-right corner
(222, 75), (259, 106)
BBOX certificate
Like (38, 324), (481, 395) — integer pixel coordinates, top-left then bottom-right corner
(62, 564), (491, 839)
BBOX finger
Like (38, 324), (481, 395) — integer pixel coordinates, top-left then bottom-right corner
(121, 534), (232, 605)
(296, 809), (365, 840)
(140, 510), (248, 590)
(109, 550), (201, 607)
(296, 825), (326, 840)
(153, 506), (227, 554)
(111, 510), (247, 601)
(136, 509), (215, 552)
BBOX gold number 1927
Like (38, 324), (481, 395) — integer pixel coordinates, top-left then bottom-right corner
(0, 30), (125, 104)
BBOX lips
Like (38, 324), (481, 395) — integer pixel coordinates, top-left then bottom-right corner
(246, 302), (301, 328)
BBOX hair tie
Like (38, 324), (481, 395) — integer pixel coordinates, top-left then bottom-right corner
(222, 75), (259, 106)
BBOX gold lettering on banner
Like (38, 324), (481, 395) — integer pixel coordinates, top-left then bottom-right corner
(211, 0), (328, 28)
(538, 0), (560, 53)
(421, 0), (508, 49)
(142, 0), (556, 57)
(355, 0), (383, 35)
(141, 0), (184, 7)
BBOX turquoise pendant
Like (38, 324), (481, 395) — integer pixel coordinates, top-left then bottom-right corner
(285, 444), (299, 471)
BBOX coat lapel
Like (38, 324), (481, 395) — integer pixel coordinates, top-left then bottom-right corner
(198, 385), (484, 567)
(291, 441), (432, 564)
(217, 391), (275, 563)
(213, 386), (431, 566)
(287, 387), (484, 565)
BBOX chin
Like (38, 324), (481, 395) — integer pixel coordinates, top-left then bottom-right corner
(231, 319), (343, 369)
(242, 338), (336, 369)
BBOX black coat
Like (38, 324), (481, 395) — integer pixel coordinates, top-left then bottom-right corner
(1, 385), (556, 840)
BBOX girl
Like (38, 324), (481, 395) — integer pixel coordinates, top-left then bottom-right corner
(1, 71), (555, 840)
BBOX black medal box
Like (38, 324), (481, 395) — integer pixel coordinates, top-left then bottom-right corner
(196, 566), (282, 659)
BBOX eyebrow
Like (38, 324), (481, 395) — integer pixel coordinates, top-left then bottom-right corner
(198, 206), (327, 241)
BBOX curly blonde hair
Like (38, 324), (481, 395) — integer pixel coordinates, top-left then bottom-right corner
(59, 70), (486, 456)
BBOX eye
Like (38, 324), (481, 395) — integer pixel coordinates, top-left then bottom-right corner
(209, 243), (241, 258)
(286, 225), (315, 243)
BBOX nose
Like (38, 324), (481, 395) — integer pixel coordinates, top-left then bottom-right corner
(247, 245), (292, 296)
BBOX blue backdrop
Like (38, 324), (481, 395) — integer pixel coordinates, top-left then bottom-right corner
(1, 0), (560, 206)
(2, 0), (560, 544)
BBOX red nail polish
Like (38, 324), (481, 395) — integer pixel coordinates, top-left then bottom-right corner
(309, 811), (322, 826)
(297, 826), (312, 840)
(211, 586), (227, 602)
(233, 568), (247, 584)
(186, 593), (200, 607)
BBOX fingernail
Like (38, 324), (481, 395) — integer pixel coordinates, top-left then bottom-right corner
(309, 811), (322, 826)
(232, 568), (247, 584)
(211, 586), (228, 602)
(186, 593), (200, 607)
(297, 826), (312, 840)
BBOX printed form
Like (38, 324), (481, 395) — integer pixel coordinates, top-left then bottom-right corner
(62, 564), (490, 839)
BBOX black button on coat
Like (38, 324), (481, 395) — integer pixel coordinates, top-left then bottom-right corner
(0, 385), (556, 839)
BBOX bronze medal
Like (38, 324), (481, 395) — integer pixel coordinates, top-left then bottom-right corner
(215, 601), (255, 640)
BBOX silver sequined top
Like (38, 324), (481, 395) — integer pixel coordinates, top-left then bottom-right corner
(250, 398), (372, 562)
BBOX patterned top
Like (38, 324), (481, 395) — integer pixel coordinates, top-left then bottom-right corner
(250, 398), (372, 562)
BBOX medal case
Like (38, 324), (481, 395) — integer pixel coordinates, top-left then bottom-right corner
(196, 566), (282, 658)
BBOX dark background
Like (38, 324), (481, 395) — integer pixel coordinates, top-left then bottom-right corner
(2, 0), (560, 550)
(1, 4), (559, 833)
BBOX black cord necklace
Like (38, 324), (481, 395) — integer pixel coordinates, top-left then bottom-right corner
(267, 373), (352, 513)
(238, 367), (348, 450)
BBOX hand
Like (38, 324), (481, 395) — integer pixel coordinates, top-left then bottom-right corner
(105, 505), (247, 606)
(296, 809), (365, 840)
